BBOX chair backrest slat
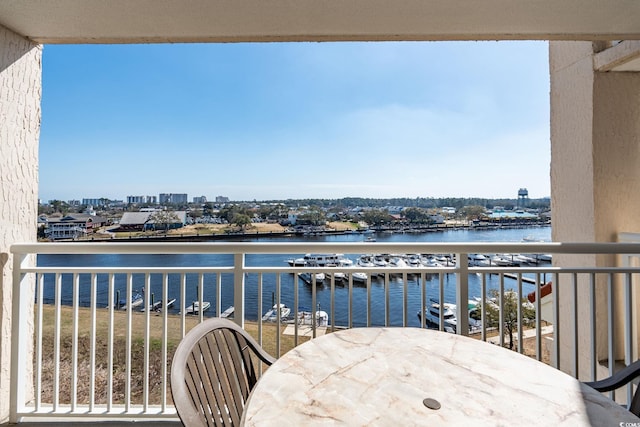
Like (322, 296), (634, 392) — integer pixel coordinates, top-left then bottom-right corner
(172, 318), (277, 427)
(211, 331), (244, 426)
(220, 330), (252, 399)
(194, 337), (232, 426)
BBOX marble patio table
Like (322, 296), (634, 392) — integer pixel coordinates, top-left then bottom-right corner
(241, 327), (640, 426)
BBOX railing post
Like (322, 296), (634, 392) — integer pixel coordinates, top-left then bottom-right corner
(233, 253), (245, 328)
(10, 252), (33, 423)
(456, 252), (469, 335)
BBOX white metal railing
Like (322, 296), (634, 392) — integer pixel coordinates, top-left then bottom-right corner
(9, 240), (640, 422)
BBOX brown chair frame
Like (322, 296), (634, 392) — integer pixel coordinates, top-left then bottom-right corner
(171, 318), (276, 427)
(584, 359), (640, 416)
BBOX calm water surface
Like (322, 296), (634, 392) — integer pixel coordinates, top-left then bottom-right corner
(37, 226), (551, 327)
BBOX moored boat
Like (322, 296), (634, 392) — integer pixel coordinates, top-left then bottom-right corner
(287, 253), (352, 267)
(417, 299), (480, 333)
(296, 307), (329, 326)
(325, 269), (346, 282)
(299, 272), (326, 284)
(262, 303), (291, 321)
(113, 292), (144, 310)
(351, 271), (368, 283)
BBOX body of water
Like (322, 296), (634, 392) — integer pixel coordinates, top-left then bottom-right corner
(37, 226), (551, 328)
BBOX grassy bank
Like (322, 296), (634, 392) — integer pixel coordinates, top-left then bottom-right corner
(37, 305), (307, 405)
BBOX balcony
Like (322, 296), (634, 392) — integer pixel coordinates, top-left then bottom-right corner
(8, 239), (640, 423)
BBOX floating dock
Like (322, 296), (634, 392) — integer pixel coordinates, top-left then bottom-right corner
(220, 306), (234, 318)
(503, 273), (539, 285)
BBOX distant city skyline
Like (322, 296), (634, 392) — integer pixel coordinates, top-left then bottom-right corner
(39, 41), (550, 202)
(48, 188), (547, 205)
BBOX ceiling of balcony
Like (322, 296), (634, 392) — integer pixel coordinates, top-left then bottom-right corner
(1, 0), (640, 44)
(0, 0), (639, 70)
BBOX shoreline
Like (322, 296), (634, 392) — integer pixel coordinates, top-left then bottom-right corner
(74, 220), (551, 243)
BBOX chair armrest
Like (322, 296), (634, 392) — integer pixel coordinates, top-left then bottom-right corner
(584, 359), (640, 392)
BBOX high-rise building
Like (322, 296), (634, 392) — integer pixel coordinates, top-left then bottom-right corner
(159, 193), (188, 204)
(193, 196), (207, 204)
(127, 195), (157, 204)
(82, 198), (103, 206)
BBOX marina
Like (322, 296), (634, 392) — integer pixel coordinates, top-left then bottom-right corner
(37, 225), (551, 328)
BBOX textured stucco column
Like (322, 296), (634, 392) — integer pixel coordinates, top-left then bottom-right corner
(551, 41), (640, 379)
(0, 25), (41, 423)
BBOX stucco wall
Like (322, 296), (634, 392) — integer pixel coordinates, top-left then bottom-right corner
(550, 41), (600, 377)
(550, 41), (597, 244)
(551, 41), (640, 378)
(593, 72), (640, 241)
(0, 25), (41, 423)
(593, 72), (640, 363)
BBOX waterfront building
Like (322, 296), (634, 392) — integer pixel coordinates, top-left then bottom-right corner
(119, 210), (187, 231)
(44, 213), (107, 240)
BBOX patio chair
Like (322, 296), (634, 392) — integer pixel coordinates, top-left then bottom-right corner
(584, 359), (640, 416)
(171, 318), (276, 427)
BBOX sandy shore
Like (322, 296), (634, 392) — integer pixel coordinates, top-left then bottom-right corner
(166, 221), (355, 236)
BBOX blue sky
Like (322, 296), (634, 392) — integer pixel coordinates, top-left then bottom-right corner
(40, 41), (550, 202)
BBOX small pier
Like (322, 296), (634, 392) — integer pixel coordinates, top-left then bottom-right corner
(220, 306), (235, 318)
(503, 273), (539, 285)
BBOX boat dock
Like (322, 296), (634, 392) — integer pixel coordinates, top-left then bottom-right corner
(503, 273), (539, 285)
(220, 306), (234, 318)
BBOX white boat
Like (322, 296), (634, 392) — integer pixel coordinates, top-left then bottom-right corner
(389, 256), (407, 267)
(299, 272), (326, 284)
(357, 255), (375, 268)
(421, 256), (444, 268)
(387, 256), (409, 276)
(296, 308), (329, 327)
(325, 269), (346, 281)
(511, 253), (538, 264)
(351, 271), (368, 283)
(468, 253), (490, 267)
(287, 253), (353, 267)
(372, 256), (389, 268)
(262, 303), (291, 321)
(184, 301), (211, 315)
(114, 292), (144, 310)
(537, 254), (553, 262)
(417, 299), (480, 333)
(406, 254), (422, 267)
(490, 254), (516, 266)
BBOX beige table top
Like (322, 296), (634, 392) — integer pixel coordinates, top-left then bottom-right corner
(242, 327), (640, 426)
